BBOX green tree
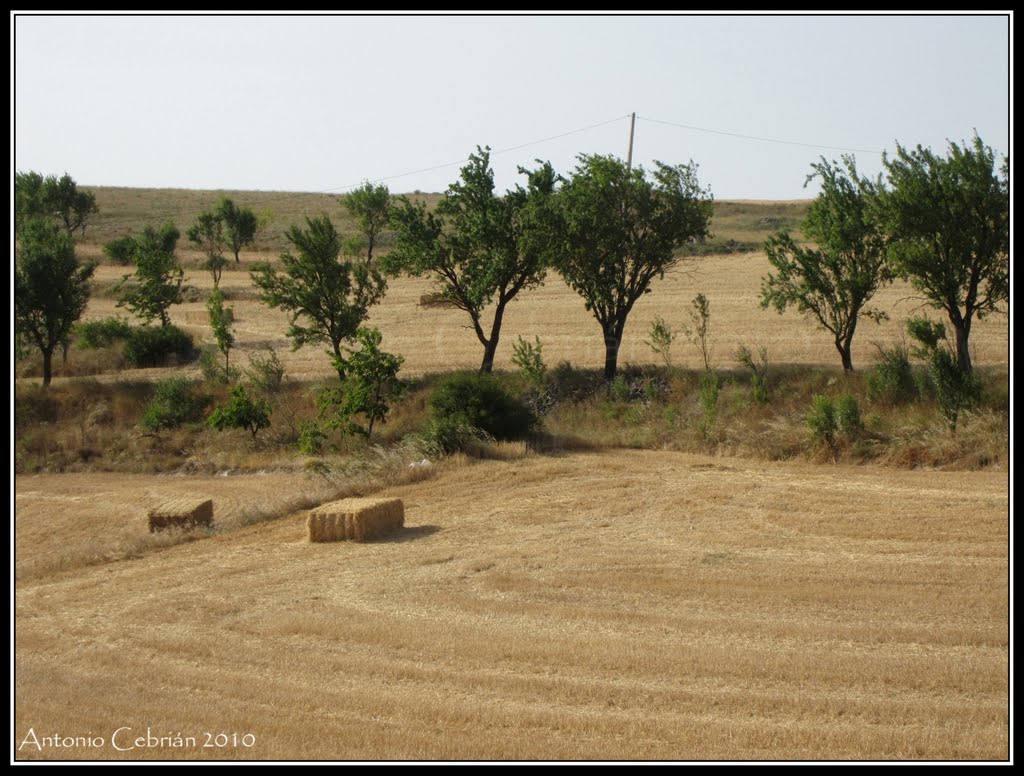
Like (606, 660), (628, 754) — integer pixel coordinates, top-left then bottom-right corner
(15, 219), (96, 386)
(217, 197), (260, 263)
(47, 173), (98, 237)
(321, 327), (405, 439)
(250, 215), (386, 382)
(208, 384), (272, 440)
(549, 154), (712, 379)
(15, 171), (98, 237)
(881, 134), (1008, 373)
(111, 222), (185, 327)
(340, 181), (391, 264)
(761, 156), (890, 372)
(207, 287), (235, 378)
(386, 147), (556, 373)
(187, 210), (228, 286)
(15, 171), (47, 231)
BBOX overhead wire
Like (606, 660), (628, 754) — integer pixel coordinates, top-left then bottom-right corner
(638, 115), (883, 155)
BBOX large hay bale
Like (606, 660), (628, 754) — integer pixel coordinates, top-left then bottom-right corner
(308, 497), (404, 543)
(148, 498), (214, 533)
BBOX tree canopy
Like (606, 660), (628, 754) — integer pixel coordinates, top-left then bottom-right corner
(15, 219), (96, 386)
(217, 197), (260, 263)
(111, 222), (186, 327)
(250, 215), (387, 381)
(385, 146), (556, 373)
(340, 182), (392, 264)
(880, 134), (1008, 373)
(548, 154), (713, 379)
(761, 155), (890, 372)
(15, 171), (98, 237)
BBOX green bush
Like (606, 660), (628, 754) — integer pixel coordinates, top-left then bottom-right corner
(413, 416), (491, 457)
(139, 377), (210, 431)
(698, 369), (719, 438)
(807, 393), (863, 460)
(74, 317), (134, 349)
(512, 336), (547, 386)
(123, 325), (195, 368)
(246, 347), (286, 393)
(865, 344), (917, 405)
(736, 344), (769, 405)
(907, 317), (981, 432)
(208, 384), (271, 439)
(429, 372), (537, 441)
(198, 346), (240, 385)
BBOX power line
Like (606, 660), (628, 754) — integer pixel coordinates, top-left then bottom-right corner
(638, 115), (883, 156)
(320, 114), (632, 194)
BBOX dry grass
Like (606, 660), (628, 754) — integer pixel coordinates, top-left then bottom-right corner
(66, 255), (1007, 388)
(148, 498), (214, 533)
(14, 450), (1008, 761)
(308, 497), (404, 542)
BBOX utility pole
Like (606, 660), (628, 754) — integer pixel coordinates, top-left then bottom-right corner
(626, 112), (636, 172)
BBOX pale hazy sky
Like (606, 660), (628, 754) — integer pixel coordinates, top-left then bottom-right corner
(11, 12), (1011, 200)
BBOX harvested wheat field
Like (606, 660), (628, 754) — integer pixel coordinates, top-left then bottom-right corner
(14, 450), (1008, 761)
(77, 251), (1009, 385)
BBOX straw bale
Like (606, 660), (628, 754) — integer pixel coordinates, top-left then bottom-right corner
(308, 497), (404, 542)
(148, 498), (214, 532)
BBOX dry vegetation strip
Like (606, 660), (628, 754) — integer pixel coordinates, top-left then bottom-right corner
(15, 451), (1008, 761)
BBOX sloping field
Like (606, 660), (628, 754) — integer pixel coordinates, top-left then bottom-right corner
(14, 451), (1008, 761)
(78, 249), (1008, 383)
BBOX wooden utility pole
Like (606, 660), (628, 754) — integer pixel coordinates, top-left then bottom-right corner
(626, 112), (636, 172)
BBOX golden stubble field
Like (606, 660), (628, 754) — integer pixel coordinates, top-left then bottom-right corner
(14, 451), (1008, 761)
(77, 245), (1009, 383)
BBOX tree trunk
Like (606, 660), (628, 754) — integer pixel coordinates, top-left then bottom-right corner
(953, 319), (973, 373)
(480, 339), (497, 373)
(836, 337), (854, 372)
(603, 331), (621, 380)
(41, 347), (54, 388)
(234, 248), (241, 263)
(479, 300), (507, 374)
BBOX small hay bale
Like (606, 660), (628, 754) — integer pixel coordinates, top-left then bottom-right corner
(148, 498), (214, 533)
(418, 292), (458, 309)
(308, 497), (404, 543)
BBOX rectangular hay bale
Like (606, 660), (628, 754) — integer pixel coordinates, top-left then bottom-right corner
(148, 498), (214, 533)
(308, 497), (404, 543)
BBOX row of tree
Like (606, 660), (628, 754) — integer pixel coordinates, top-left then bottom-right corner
(260, 134), (1005, 386)
(761, 135), (1007, 374)
(253, 148), (715, 383)
(14, 132), (1007, 394)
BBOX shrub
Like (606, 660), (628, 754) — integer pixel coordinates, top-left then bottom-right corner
(736, 344), (769, 405)
(512, 335), (547, 386)
(208, 384), (271, 439)
(644, 316), (676, 367)
(807, 393), (863, 461)
(123, 325), (195, 368)
(608, 374), (630, 402)
(73, 317), (134, 349)
(413, 416), (490, 457)
(429, 372), (537, 441)
(684, 293), (713, 370)
(297, 419), (327, 455)
(246, 347), (286, 393)
(907, 318), (981, 432)
(199, 346), (240, 385)
(865, 343), (917, 405)
(698, 369), (719, 439)
(139, 377), (210, 432)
